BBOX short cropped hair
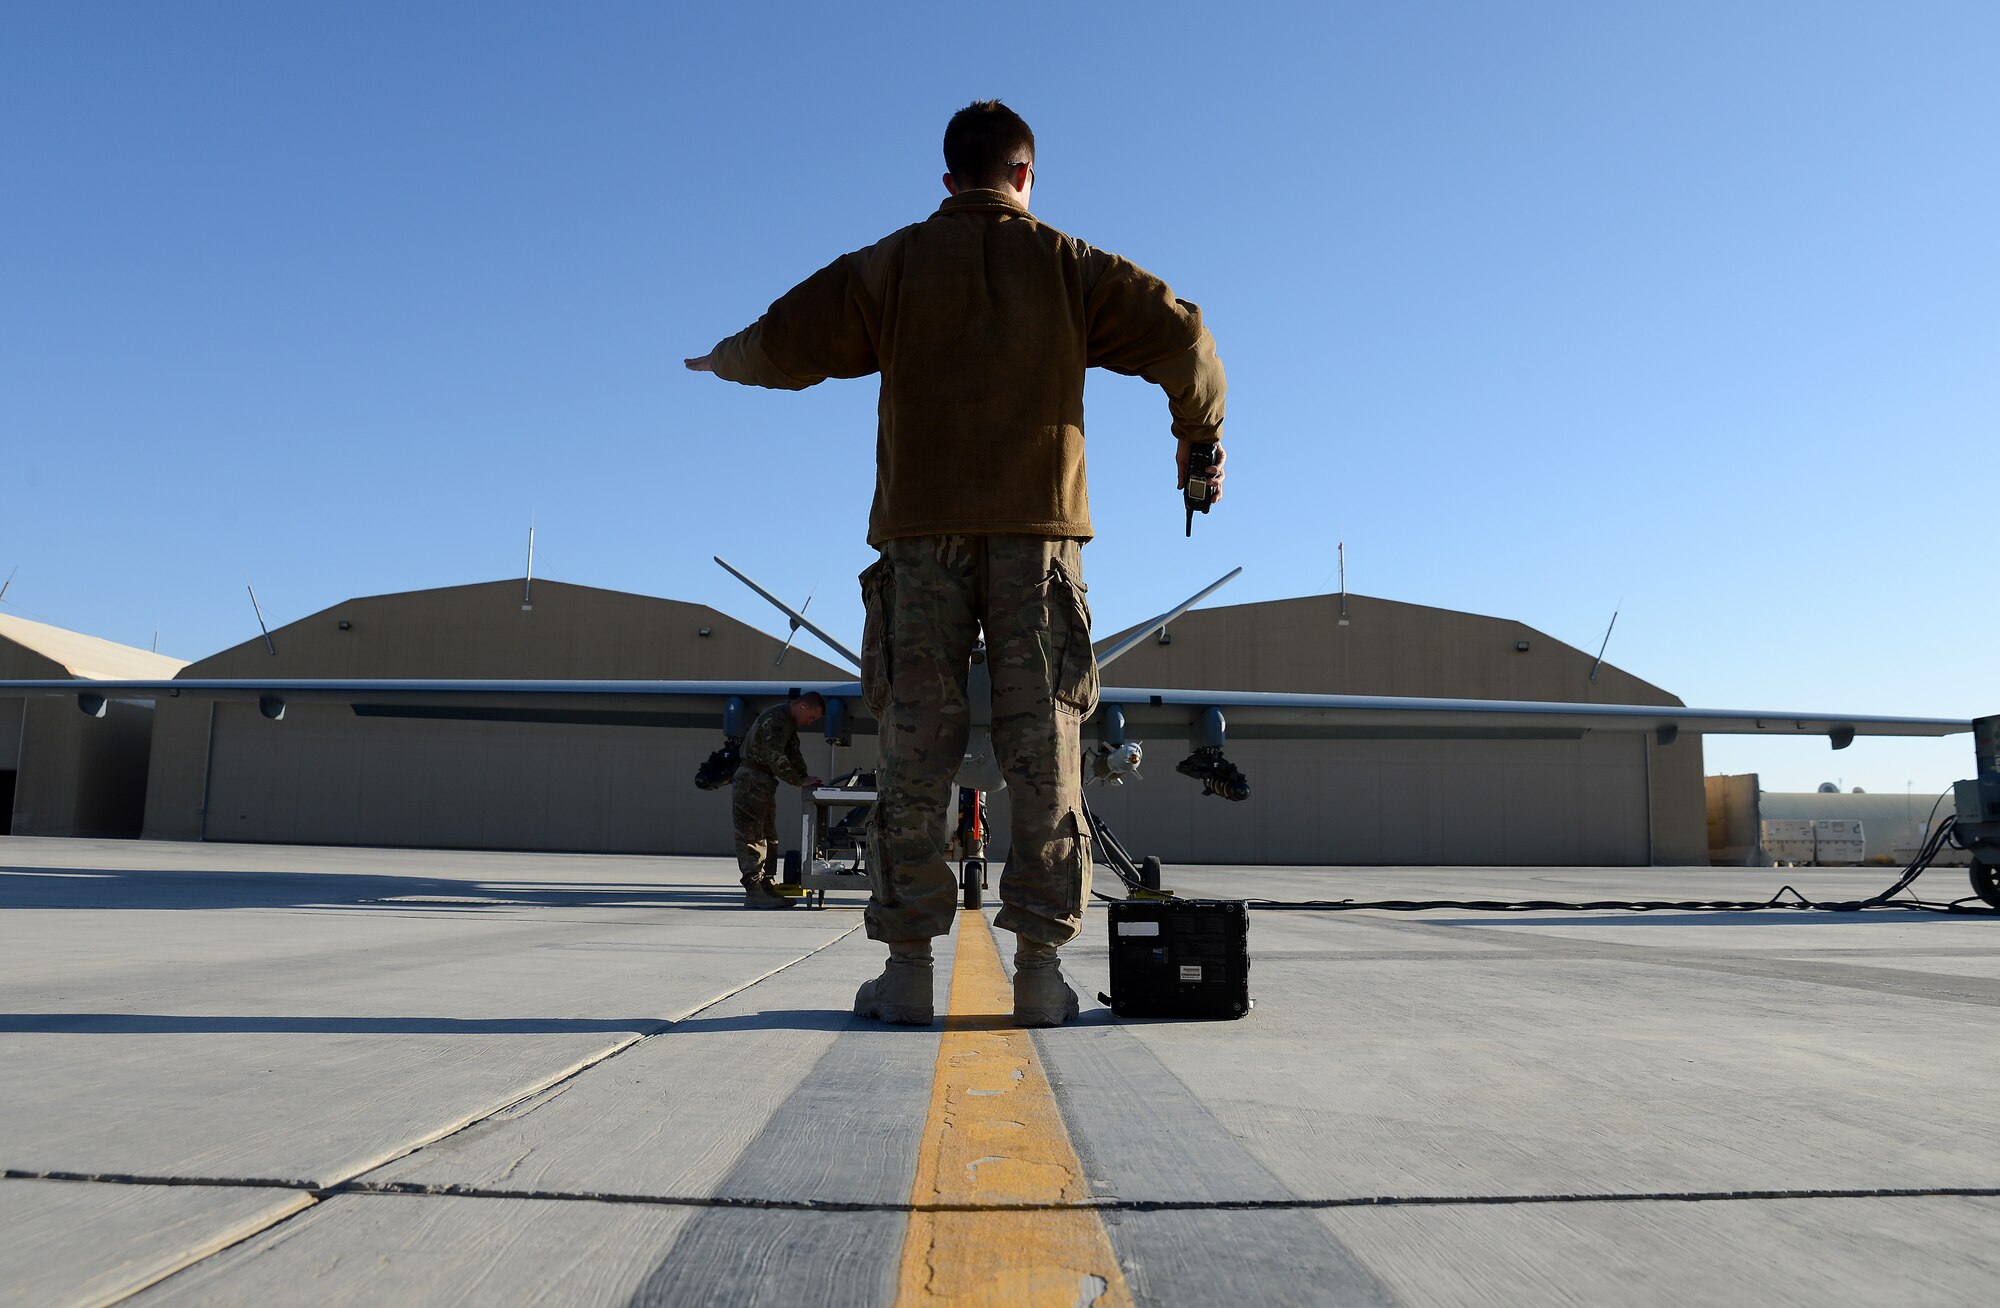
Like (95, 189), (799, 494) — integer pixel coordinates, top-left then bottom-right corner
(944, 100), (1035, 189)
(792, 691), (827, 712)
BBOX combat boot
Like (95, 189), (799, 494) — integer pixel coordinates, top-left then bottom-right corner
(854, 939), (935, 1025)
(1013, 939), (1079, 1027)
(742, 879), (795, 910)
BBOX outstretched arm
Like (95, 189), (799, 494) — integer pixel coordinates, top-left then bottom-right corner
(686, 251), (882, 389)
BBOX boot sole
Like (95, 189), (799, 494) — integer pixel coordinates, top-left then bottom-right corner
(864, 1006), (934, 1026)
(854, 979), (933, 1025)
(1013, 1008), (1073, 1028)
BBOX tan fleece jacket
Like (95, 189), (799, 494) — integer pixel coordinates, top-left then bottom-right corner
(708, 189), (1225, 544)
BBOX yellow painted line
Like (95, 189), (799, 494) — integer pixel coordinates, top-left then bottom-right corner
(896, 913), (1133, 1307)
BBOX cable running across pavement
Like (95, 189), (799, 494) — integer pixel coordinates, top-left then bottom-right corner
(1088, 803), (1996, 916)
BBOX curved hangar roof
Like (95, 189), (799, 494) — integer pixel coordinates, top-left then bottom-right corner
(1095, 591), (1676, 704)
(1092, 592), (1966, 743)
(182, 578), (849, 681)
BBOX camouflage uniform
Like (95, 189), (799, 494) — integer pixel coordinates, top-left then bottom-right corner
(704, 182), (1223, 963)
(861, 535), (1098, 946)
(733, 704), (809, 883)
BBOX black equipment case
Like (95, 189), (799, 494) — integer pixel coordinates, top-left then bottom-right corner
(1102, 899), (1251, 1020)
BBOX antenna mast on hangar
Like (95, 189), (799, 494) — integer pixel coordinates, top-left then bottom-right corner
(523, 516), (536, 612)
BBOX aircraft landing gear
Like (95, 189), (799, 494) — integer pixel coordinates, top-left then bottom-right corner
(955, 787), (989, 911)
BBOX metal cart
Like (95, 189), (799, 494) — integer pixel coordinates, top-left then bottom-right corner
(780, 783), (875, 907)
(778, 780), (992, 910)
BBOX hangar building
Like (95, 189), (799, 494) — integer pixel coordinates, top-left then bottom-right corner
(1, 612), (185, 838)
(141, 579), (853, 855)
(1069, 592), (1705, 866)
(11, 578), (1706, 866)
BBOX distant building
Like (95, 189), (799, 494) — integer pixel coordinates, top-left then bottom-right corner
(0, 612), (185, 837)
(1705, 774), (1965, 867)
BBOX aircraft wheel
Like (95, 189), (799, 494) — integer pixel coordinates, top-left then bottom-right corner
(781, 849), (802, 886)
(1140, 855), (1163, 892)
(1971, 859), (2000, 910)
(962, 860), (984, 911)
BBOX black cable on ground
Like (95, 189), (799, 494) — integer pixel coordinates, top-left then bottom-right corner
(1088, 804), (1996, 916)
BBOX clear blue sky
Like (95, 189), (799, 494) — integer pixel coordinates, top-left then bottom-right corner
(3, 2), (1993, 799)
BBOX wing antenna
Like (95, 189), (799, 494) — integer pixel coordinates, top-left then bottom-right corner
(713, 556), (862, 672)
(1588, 599), (1622, 684)
(775, 592), (812, 667)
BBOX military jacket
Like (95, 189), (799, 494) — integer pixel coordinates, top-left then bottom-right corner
(741, 704), (809, 785)
(708, 188), (1225, 545)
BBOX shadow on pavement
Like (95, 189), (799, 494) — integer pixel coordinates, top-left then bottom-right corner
(640, 1009), (1057, 1034)
(663, 1008), (873, 1035)
(0, 1008), (924, 1037)
(0, 865), (747, 912)
(0, 1013), (677, 1035)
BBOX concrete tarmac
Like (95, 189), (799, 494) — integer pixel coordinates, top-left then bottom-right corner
(4, 836), (1997, 1306)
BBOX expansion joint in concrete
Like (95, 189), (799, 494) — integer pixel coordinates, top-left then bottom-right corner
(11, 1168), (2000, 1214)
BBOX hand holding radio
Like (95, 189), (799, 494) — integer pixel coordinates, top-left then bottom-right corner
(1179, 439), (1225, 536)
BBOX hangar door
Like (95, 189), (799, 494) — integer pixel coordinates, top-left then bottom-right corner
(198, 701), (745, 854)
(1, 696), (19, 835)
(1074, 734), (1652, 866)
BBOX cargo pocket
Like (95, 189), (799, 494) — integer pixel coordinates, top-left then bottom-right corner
(858, 556), (893, 718)
(1049, 808), (1087, 921)
(865, 803), (897, 908)
(1046, 556), (1099, 717)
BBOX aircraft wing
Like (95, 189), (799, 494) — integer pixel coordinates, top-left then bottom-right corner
(0, 678), (861, 699)
(1097, 686), (1971, 748)
(0, 680), (852, 704)
(0, 678), (866, 734)
(3, 678), (1971, 747)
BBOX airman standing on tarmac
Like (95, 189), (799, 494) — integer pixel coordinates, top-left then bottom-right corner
(733, 693), (824, 909)
(689, 100), (1227, 1019)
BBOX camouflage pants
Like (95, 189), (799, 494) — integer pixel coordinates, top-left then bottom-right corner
(859, 536), (1099, 946)
(731, 767), (780, 882)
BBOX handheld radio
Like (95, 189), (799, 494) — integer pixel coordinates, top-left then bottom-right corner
(1183, 442), (1219, 536)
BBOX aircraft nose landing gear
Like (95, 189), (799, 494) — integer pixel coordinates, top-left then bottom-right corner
(956, 788), (989, 910)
